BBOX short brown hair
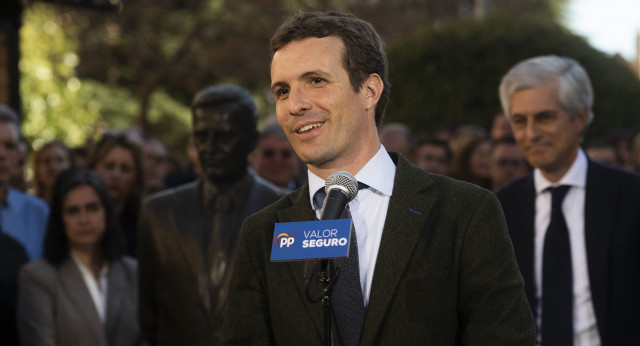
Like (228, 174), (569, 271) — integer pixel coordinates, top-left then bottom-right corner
(270, 11), (390, 127)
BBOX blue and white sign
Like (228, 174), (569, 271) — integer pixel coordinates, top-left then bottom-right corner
(270, 219), (352, 261)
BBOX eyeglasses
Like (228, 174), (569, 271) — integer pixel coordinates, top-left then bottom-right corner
(262, 148), (292, 159)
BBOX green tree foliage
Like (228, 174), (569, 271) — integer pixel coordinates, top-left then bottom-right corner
(20, 3), (191, 151)
(18, 0), (578, 150)
(20, 3), (100, 148)
(385, 13), (640, 139)
(67, 0), (511, 127)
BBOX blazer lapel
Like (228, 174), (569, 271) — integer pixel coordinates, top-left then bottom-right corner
(58, 258), (107, 346)
(276, 185), (327, 341)
(584, 160), (613, 338)
(240, 174), (261, 220)
(170, 180), (206, 283)
(361, 156), (436, 345)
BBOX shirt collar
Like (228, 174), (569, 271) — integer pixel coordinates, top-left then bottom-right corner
(70, 251), (109, 280)
(534, 148), (588, 194)
(307, 144), (396, 210)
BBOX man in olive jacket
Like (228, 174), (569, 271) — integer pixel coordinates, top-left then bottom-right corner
(222, 11), (534, 345)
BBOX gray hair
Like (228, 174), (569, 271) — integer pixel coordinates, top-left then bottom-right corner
(499, 55), (594, 131)
(0, 104), (20, 125)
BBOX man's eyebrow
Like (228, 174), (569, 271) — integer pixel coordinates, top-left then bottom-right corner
(301, 70), (330, 79)
(535, 110), (557, 117)
(511, 109), (557, 117)
(271, 81), (288, 92)
(271, 70), (333, 92)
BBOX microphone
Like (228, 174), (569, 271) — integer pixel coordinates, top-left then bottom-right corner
(320, 171), (359, 220)
(304, 171), (358, 303)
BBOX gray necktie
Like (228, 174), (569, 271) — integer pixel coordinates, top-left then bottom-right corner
(314, 187), (366, 346)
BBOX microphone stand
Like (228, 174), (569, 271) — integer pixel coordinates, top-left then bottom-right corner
(305, 258), (340, 346)
(306, 172), (357, 346)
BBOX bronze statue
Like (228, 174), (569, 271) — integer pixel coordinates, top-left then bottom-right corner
(138, 84), (286, 346)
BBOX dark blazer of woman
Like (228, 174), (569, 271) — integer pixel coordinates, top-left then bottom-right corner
(18, 257), (144, 346)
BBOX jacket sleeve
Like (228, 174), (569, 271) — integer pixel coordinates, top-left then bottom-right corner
(457, 192), (536, 345)
(222, 216), (276, 345)
(17, 263), (58, 346)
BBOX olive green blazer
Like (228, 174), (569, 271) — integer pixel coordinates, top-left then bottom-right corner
(223, 153), (535, 345)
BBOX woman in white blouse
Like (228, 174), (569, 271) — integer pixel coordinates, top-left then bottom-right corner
(17, 169), (146, 346)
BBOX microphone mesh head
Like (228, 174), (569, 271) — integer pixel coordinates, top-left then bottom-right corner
(325, 171), (358, 202)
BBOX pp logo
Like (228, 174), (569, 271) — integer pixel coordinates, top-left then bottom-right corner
(274, 233), (296, 248)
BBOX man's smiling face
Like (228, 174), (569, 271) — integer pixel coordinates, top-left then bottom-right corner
(270, 36), (376, 177)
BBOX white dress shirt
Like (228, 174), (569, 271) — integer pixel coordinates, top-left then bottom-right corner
(533, 149), (601, 346)
(308, 144), (396, 308)
(70, 251), (109, 324)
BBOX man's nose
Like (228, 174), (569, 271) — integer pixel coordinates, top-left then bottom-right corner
(288, 87), (311, 116)
(525, 119), (539, 139)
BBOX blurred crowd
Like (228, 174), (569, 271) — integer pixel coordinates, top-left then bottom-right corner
(0, 98), (640, 344)
(1, 51), (640, 345)
(1, 96), (640, 344)
(381, 114), (640, 191)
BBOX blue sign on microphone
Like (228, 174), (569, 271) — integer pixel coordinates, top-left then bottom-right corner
(270, 219), (353, 261)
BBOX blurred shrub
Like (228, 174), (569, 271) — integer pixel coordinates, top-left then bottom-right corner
(385, 13), (640, 140)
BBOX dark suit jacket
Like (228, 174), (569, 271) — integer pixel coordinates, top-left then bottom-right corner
(0, 233), (28, 346)
(138, 174), (286, 346)
(17, 257), (145, 346)
(495, 159), (640, 345)
(223, 153), (535, 345)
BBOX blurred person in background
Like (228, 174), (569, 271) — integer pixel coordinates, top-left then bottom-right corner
(490, 136), (530, 190)
(447, 124), (486, 157)
(0, 233), (28, 346)
(89, 132), (145, 258)
(33, 141), (74, 203)
(142, 136), (168, 196)
(0, 104), (49, 260)
(584, 137), (618, 167)
(71, 146), (90, 169)
(609, 128), (634, 170)
(411, 134), (451, 176)
(250, 121), (302, 190)
(163, 135), (202, 188)
(379, 122), (414, 159)
(497, 55), (640, 345)
(490, 112), (513, 141)
(18, 168), (146, 346)
(9, 136), (28, 191)
(449, 131), (492, 189)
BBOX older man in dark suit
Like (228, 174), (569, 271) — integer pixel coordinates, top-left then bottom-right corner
(496, 55), (640, 345)
(138, 84), (286, 345)
(222, 11), (534, 345)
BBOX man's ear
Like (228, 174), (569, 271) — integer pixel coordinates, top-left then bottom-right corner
(363, 73), (383, 112)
